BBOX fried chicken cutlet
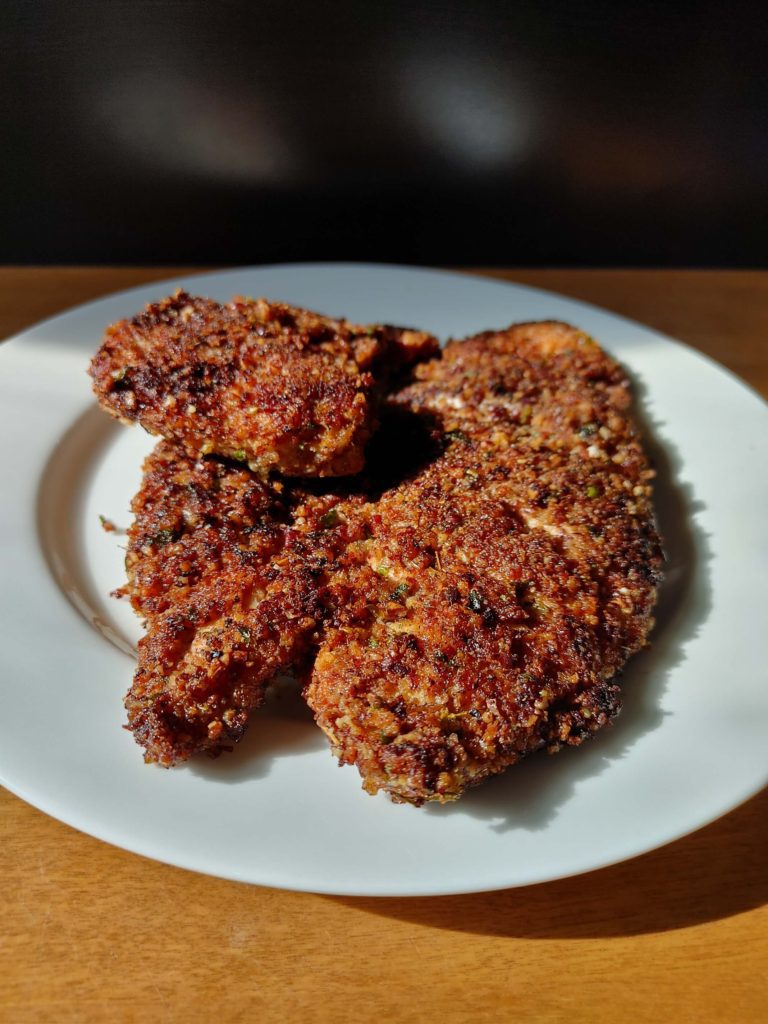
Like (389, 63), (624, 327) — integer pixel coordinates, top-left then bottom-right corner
(305, 323), (663, 804)
(123, 441), (360, 765)
(110, 315), (661, 803)
(90, 291), (437, 478)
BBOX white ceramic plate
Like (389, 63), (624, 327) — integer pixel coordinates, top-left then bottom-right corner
(2, 263), (766, 897)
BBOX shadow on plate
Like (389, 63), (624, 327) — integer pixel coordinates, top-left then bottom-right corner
(188, 677), (325, 785)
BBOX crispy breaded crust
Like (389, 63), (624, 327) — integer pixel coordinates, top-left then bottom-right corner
(89, 291), (437, 477)
(116, 320), (662, 802)
(305, 323), (663, 803)
(123, 442), (357, 765)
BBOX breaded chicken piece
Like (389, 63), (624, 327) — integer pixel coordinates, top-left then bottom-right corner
(123, 441), (358, 765)
(90, 291), (438, 478)
(114, 319), (661, 802)
(305, 323), (663, 804)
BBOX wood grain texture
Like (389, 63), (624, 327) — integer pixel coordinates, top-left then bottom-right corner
(1, 268), (766, 1024)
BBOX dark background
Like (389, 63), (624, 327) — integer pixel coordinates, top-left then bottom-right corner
(3, 0), (767, 266)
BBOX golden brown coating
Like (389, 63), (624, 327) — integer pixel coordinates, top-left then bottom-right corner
(116, 319), (661, 802)
(123, 441), (357, 765)
(305, 322), (663, 804)
(89, 291), (438, 478)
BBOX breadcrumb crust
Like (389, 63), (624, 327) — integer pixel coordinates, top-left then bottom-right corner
(118, 317), (662, 803)
(90, 291), (437, 477)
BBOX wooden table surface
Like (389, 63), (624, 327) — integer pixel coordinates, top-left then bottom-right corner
(1, 268), (766, 1024)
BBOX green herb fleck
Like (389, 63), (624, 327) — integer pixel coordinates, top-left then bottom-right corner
(579, 422), (598, 439)
(150, 527), (180, 547)
(320, 508), (340, 529)
(390, 582), (409, 602)
(368, 637), (380, 649)
(444, 429), (470, 444)
(232, 449), (248, 462)
(586, 484), (601, 499)
(467, 589), (483, 614)
(375, 564), (390, 577)
(237, 625), (252, 644)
